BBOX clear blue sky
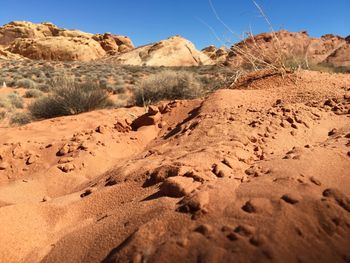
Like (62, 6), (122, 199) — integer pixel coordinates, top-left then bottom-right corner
(0, 0), (349, 49)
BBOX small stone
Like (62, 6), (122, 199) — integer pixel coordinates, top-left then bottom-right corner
(245, 167), (259, 177)
(148, 105), (159, 115)
(323, 188), (350, 212)
(195, 224), (212, 236)
(95, 125), (106, 134)
(57, 144), (69, 156)
(149, 165), (180, 183)
(291, 123), (298, 129)
(234, 225), (255, 237)
(294, 116), (302, 123)
(328, 128), (337, 136)
(160, 176), (199, 197)
(286, 117), (294, 124)
(226, 232), (238, 241)
(68, 142), (79, 152)
(212, 163), (230, 178)
(79, 142), (89, 150)
(310, 176), (321, 186)
(42, 196), (51, 202)
(250, 234), (267, 246)
(275, 99), (282, 105)
(58, 157), (74, 164)
(324, 99), (335, 107)
(281, 193), (300, 204)
(183, 191), (210, 212)
(176, 237), (189, 247)
(158, 121), (167, 128)
(57, 163), (75, 173)
(26, 155), (36, 165)
(131, 112), (161, 130)
(242, 200), (256, 213)
(80, 189), (92, 198)
(0, 161), (9, 170)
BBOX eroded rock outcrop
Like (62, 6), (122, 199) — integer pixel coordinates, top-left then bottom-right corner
(7, 36), (106, 61)
(223, 30), (350, 68)
(0, 21), (133, 61)
(92, 33), (134, 55)
(201, 45), (228, 63)
(106, 35), (214, 66)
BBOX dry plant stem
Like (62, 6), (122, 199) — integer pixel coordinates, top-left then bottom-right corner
(209, 0), (288, 74)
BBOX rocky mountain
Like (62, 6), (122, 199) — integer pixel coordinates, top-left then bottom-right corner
(0, 21), (349, 68)
(105, 35), (213, 66)
(0, 21), (134, 61)
(209, 30), (350, 68)
(201, 45), (228, 63)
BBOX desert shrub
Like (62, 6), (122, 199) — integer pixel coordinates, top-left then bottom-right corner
(29, 76), (115, 119)
(24, 89), (43, 98)
(35, 77), (47, 83)
(7, 93), (24, 108)
(15, 78), (37, 89)
(0, 97), (11, 108)
(37, 84), (50, 92)
(105, 84), (126, 94)
(134, 70), (204, 106)
(10, 112), (31, 125)
(308, 63), (350, 74)
(0, 111), (6, 120)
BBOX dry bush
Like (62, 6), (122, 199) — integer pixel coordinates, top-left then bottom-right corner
(10, 112), (31, 125)
(134, 70), (205, 106)
(24, 89), (43, 98)
(29, 76), (114, 119)
(0, 93), (24, 109)
(208, 0), (293, 84)
(15, 78), (37, 89)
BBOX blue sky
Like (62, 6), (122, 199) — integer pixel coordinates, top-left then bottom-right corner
(0, 0), (349, 49)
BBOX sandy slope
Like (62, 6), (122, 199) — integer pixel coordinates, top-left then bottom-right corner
(0, 70), (349, 263)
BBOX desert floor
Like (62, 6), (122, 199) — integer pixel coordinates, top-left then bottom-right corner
(0, 70), (349, 263)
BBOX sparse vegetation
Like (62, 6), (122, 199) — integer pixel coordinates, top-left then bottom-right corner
(10, 112), (31, 125)
(134, 70), (204, 106)
(8, 93), (24, 108)
(15, 78), (37, 89)
(29, 76), (115, 119)
(0, 111), (6, 120)
(0, 93), (24, 109)
(24, 89), (43, 98)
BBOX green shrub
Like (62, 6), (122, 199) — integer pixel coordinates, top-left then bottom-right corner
(29, 76), (115, 119)
(10, 112), (31, 125)
(134, 70), (204, 106)
(24, 89), (43, 98)
(15, 78), (37, 89)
